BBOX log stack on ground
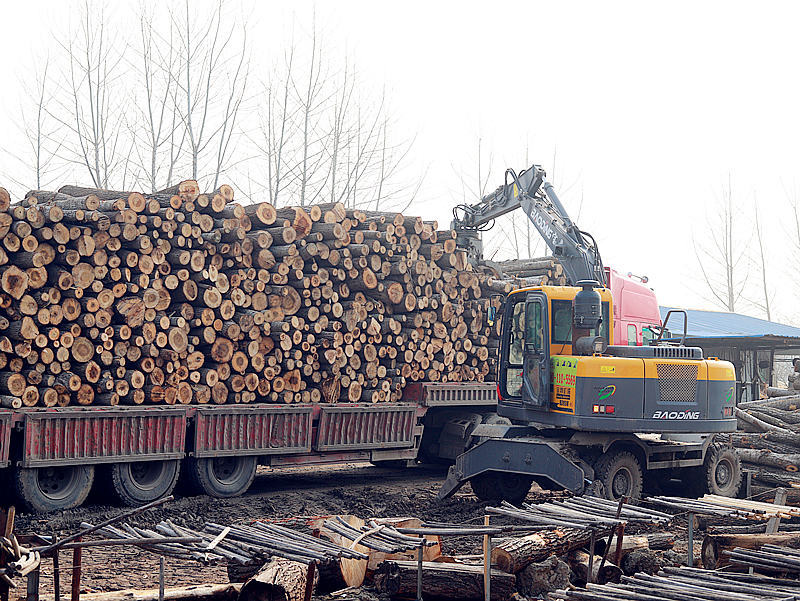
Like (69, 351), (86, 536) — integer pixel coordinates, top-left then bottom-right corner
(0, 182), (513, 407)
(724, 397), (800, 489)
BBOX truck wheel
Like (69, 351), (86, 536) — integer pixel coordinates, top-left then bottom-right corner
(470, 472), (532, 506)
(703, 444), (742, 497)
(15, 465), (94, 513)
(110, 460), (180, 506)
(594, 451), (643, 501)
(187, 456), (257, 498)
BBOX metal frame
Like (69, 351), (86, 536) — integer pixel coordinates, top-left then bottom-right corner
(422, 383), (497, 406)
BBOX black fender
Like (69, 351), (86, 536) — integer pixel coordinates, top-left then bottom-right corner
(437, 438), (586, 500)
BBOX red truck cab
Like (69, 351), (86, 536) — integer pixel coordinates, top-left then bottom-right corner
(606, 268), (662, 346)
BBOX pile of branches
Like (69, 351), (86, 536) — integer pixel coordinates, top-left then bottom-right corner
(0, 181), (507, 408)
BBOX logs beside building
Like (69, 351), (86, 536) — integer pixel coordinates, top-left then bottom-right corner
(0, 181), (508, 408)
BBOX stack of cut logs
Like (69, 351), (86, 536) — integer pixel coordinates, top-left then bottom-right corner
(491, 256), (567, 289)
(726, 391), (800, 492)
(0, 181), (508, 408)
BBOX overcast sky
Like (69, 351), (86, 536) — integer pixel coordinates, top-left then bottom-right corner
(0, 1), (797, 324)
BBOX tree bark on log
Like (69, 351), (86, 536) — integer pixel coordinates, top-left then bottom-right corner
(702, 532), (800, 569)
(239, 558), (318, 601)
(374, 561), (515, 601)
(491, 528), (603, 573)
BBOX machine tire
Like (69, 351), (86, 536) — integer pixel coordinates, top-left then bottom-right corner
(594, 450), (643, 501)
(703, 443), (742, 497)
(110, 460), (180, 506)
(470, 471), (532, 506)
(15, 465), (94, 513)
(187, 456), (257, 498)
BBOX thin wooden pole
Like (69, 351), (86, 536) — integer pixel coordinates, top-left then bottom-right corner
(303, 562), (316, 601)
(416, 544), (423, 601)
(70, 538), (82, 601)
(483, 515), (491, 601)
(52, 530), (60, 601)
(158, 556), (164, 601)
(26, 568), (39, 601)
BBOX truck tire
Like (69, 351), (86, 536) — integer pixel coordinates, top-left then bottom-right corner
(110, 460), (180, 506)
(187, 456), (257, 498)
(703, 443), (742, 497)
(594, 450), (643, 501)
(15, 465), (94, 513)
(470, 471), (532, 506)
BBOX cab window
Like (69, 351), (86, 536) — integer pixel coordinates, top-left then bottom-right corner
(627, 324), (638, 346)
(551, 300), (572, 345)
(642, 326), (656, 346)
(526, 301), (543, 351)
(505, 300), (525, 396)
(551, 299), (610, 345)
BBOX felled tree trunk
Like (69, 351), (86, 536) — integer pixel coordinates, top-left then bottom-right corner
(702, 532), (800, 569)
(491, 528), (601, 573)
(566, 550), (622, 585)
(737, 448), (800, 472)
(620, 549), (660, 576)
(239, 558), (318, 601)
(374, 560), (515, 601)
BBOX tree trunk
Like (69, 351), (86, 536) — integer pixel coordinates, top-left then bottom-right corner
(374, 561), (515, 601)
(239, 558), (317, 601)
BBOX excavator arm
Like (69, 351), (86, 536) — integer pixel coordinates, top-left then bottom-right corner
(451, 164), (606, 286)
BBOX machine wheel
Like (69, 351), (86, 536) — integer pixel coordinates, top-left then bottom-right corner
(702, 443), (742, 497)
(187, 456), (257, 498)
(470, 472), (532, 506)
(594, 450), (643, 501)
(15, 465), (94, 513)
(110, 460), (180, 506)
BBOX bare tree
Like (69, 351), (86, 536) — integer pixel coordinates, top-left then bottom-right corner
(250, 20), (420, 211)
(128, 4), (185, 192)
(171, 0), (249, 189)
(693, 175), (750, 312)
(50, 1), (126, 188)
(753, 198), (773, 320)
(16, 57), (66, 190)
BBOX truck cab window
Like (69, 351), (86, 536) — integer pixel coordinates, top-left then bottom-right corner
(642, 326), (655, 346)
(627, 324), (638, 346)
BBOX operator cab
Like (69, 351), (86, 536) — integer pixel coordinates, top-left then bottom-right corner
(496, 283), (737, 434)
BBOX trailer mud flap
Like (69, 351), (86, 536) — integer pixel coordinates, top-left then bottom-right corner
(0, 410), (10, 468)
(437, 438), (586, 500)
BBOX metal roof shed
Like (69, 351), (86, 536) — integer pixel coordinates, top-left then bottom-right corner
(659, 306), (800, 402)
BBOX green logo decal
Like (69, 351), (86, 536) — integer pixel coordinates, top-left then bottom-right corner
(598, 385), (616, 401)
(725, 387), (733, 403)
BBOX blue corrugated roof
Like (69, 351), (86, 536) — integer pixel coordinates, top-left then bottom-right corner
(659, 306), (800, 340)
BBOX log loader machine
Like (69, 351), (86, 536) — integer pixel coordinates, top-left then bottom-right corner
(439, 164), (741, 503)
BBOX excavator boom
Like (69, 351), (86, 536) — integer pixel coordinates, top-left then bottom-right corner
(451, 165), (605, 285)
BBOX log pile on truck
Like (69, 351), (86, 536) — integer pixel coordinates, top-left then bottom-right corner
(0, 182), (513, 408)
